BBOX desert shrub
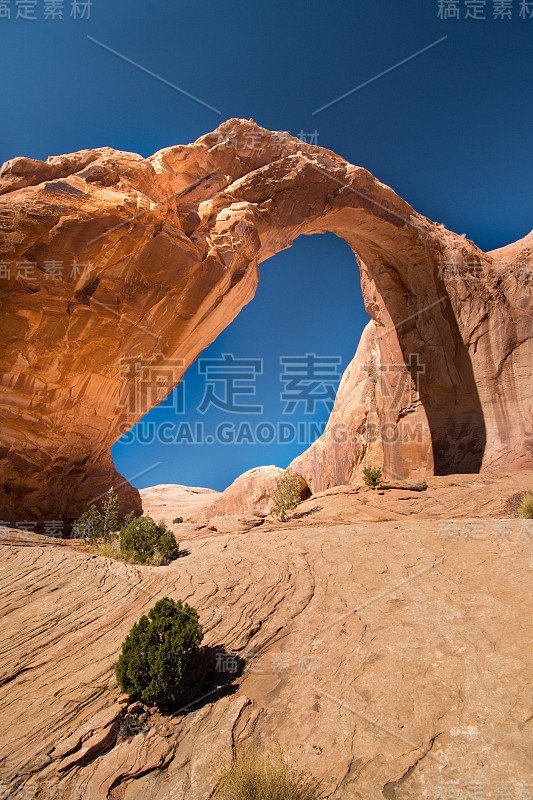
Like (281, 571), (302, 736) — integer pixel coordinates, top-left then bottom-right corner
(74, 487), (120, 543)
(115, 597), (206, 708)
(173, 517), (184, 524)
(362, 466), (382, 488)
(156, 525), (181, 563)
(121, 510), (139, 528)
(215, 744), (323, 800)
(270, 470), (302, 522)
(518, 493), (533, 519)
(119, 516), (180, 564)
(75, 493), (180, 566)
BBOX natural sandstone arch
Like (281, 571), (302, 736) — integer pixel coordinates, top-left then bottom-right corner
(0, 119), (531, 524)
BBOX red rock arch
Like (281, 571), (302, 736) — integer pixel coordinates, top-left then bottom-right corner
(0, 119), (531, 524)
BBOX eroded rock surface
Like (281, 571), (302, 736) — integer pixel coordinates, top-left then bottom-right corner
(288, 320), (387, 493)
(0, 119), (531, 522)
(139, 483), (220, 522)
(1, 473), (532, 799)
(200, 465), (309, 519)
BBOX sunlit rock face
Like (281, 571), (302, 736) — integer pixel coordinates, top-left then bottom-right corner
(289, 320), (390, 493)
(200, 465), (310, 520)
(0, 118), (531, 523)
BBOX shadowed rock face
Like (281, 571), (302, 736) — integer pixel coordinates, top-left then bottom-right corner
(0, 118), (531, 523)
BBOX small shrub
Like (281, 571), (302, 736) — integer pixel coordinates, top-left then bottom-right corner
(518, 493), (533, 519)
(157, 525), (181, 563)
(119, 516), (180, 564)
(121, 510), (138, 528)
(362, 466), (382, 488)
(74, 487), (120, 543)
(115, 597), (206, 709)
(215, 744), (322, 800)
(270, 470), (302, 522)
(173, 517), (183, 524)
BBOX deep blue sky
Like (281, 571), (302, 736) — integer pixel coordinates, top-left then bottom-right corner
(2, 1), (531, 490)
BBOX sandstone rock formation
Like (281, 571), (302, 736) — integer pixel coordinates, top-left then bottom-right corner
(139, 483), (220, 522)
(0, 119), (531, 524)
(1, 472), (532, 799)
(288, 320), (387, 493)
(200, 464), (309, 519)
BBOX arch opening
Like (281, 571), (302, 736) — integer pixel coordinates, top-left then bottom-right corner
(112, 232), (371, 493)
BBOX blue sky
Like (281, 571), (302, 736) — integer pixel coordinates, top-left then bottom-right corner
(2, 0), (531, 490)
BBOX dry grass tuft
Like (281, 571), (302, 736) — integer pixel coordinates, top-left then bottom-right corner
(215, 744), (323, 800)
(517, 493), (533, 519)
(504, 491), (533, 519)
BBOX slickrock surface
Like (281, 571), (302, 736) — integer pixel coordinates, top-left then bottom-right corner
(287, 470), (533, 522)
(1, 475), (532, 799)
(139, 483), (220, 522)
(1, 119), (531, 523)
(147, 471), (533, 527)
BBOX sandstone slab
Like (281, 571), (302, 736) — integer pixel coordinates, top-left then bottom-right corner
(0, 473), (532, 798)
(139, 483), (220, 523)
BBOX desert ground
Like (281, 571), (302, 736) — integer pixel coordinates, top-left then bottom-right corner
(1, 472), (532, 800)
